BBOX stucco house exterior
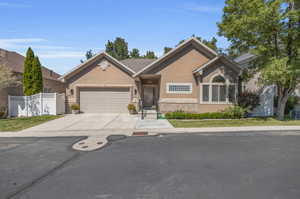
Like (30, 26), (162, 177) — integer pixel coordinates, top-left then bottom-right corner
(0, 49), (65, 110)
(60, 37), (241, 114)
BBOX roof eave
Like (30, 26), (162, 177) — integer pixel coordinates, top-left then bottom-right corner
(60, 51), (136, 81)
(133, 37), (218, 77)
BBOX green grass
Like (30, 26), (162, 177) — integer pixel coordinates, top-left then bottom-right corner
(169, 118), (300, 128)
(0, 115), (63, 132)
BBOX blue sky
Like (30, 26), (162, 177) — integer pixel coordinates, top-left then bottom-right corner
(0, 0), (228, 74)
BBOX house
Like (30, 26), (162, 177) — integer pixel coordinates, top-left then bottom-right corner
(0, 48), (65, 110)
(234, 53), (275, 116)
(60, 37), (241, 114)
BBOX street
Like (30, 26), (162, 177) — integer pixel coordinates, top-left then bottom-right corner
(1, 133), (300, 199)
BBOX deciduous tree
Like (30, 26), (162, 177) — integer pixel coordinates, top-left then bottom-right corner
(218, 0), (300, 120)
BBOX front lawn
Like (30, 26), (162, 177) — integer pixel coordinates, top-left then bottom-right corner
(169, 118), (300, 128)
(0, 115), (63, 132)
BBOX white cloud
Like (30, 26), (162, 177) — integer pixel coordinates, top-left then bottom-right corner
(38, 51), (84, 59)
(0, 38), (46, 48)
(0, 2), (31, 8)
(182, 3), (221, 13)
(0, 37), (85, 59)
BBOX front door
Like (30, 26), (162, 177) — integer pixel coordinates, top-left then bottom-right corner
(143, 87), (154, 108)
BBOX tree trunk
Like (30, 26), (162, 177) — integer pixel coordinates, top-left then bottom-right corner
(276, 95), (289, 120)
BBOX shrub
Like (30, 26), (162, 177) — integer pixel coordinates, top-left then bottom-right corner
(223, 106), (247, 119)
(165, 106), (246, 120)
(127, 104), (137, 113)
(285, 96), (298, 114)
(70, 103), (80, 111)
(0, 106), (6, 119)
(238, 90), (260, 111)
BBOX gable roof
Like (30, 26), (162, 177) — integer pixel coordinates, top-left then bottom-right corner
(0, 48), (61, 81)
(120, 58), (156, 73)
(60, 51), (136, 81)
(193, 55), (241, 74)
(133, 37), (218, 77)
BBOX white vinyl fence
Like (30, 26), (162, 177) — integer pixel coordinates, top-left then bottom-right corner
(8, 93), (65, 117)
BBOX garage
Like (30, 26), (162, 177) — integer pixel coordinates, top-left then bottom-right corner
(79, 87), (131, 113)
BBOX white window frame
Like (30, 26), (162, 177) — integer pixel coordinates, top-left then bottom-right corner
(200, 74), (237, 104)
(166, 83), (193, 94)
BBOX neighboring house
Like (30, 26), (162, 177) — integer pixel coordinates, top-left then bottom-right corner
(60, 37), (241, 114)
(234, 53), (275, 116)
(0, 48), (65, 109)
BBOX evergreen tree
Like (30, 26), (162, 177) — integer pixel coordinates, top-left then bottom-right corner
(31, 56), (43, 94)
(130, 48), (140, 58)
(164, 47), (172, 54)
(105, 40), (115, 58)
(143, 51), (157, 59)
(114, 37), (129, 60)
(105, 37), (129, 60)
(23, 48), (35, 96)
(80, 49), (94, 63)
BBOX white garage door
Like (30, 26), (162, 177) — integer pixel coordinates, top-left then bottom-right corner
(80, 87), (130, 113)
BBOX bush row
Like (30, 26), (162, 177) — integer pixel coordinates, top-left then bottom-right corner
(165, 106), (246, 120)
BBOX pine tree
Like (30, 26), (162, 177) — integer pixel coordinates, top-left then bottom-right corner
(23, 48), (35, 96)
(31, 56), (43, 94)
(130, 48), (140, 58)
(143, 51), (157, 59)
(105, 40), (115, 58)
(105, 37), (129, 60)
(163, 47), (172, 54)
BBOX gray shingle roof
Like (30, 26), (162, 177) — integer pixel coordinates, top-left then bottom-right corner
(120, 58), (157, 73)
(234, 53), (256, 69)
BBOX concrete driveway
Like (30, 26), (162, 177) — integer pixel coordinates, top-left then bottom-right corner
(22, 114), (139, 132)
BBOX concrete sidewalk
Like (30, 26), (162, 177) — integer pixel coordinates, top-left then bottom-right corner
(2, 125), (300, 137)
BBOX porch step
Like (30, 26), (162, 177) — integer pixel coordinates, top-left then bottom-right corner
(138, 109), (158, 120)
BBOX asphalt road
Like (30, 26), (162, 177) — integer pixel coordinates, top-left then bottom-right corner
(0, 137), (83, 199)
(2, 133), (300, 199)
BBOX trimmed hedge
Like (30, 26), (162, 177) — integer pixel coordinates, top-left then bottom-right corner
(165, 106), (246, 120)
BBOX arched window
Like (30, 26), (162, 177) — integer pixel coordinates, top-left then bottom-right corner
(212, 75), (226, 83)
(201, 74), (237, 104)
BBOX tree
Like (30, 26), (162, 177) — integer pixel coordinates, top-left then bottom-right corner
(80, 49), (94, 63)
(31, 56), (43, 94)
(174, 36), (220, 52)
(218, 0), (300, 120)
(143, 51), (157, 59)
(0, 64), (18, 90)
(105, 40), (115, 58)
(105, 37), (129, 60)
(130, 48), (140, 58)
(23, 48), (35, 96)
(164, 47), (172, 54)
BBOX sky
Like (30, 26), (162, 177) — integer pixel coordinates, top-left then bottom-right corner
(0, 0), (228, 75)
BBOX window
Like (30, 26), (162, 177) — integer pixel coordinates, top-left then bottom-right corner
(167, 83), (192, 94)
(200, 75), (236, 104)
(202, 85), (209, 102)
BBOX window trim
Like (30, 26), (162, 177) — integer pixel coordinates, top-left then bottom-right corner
(166, 83), (193, 94)
(200, 83), (237, 104)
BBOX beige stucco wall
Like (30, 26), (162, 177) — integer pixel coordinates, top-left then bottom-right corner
(156, 47), (239, 113)
(44, 79), (65, 94)
(65, 57), (137, 112)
